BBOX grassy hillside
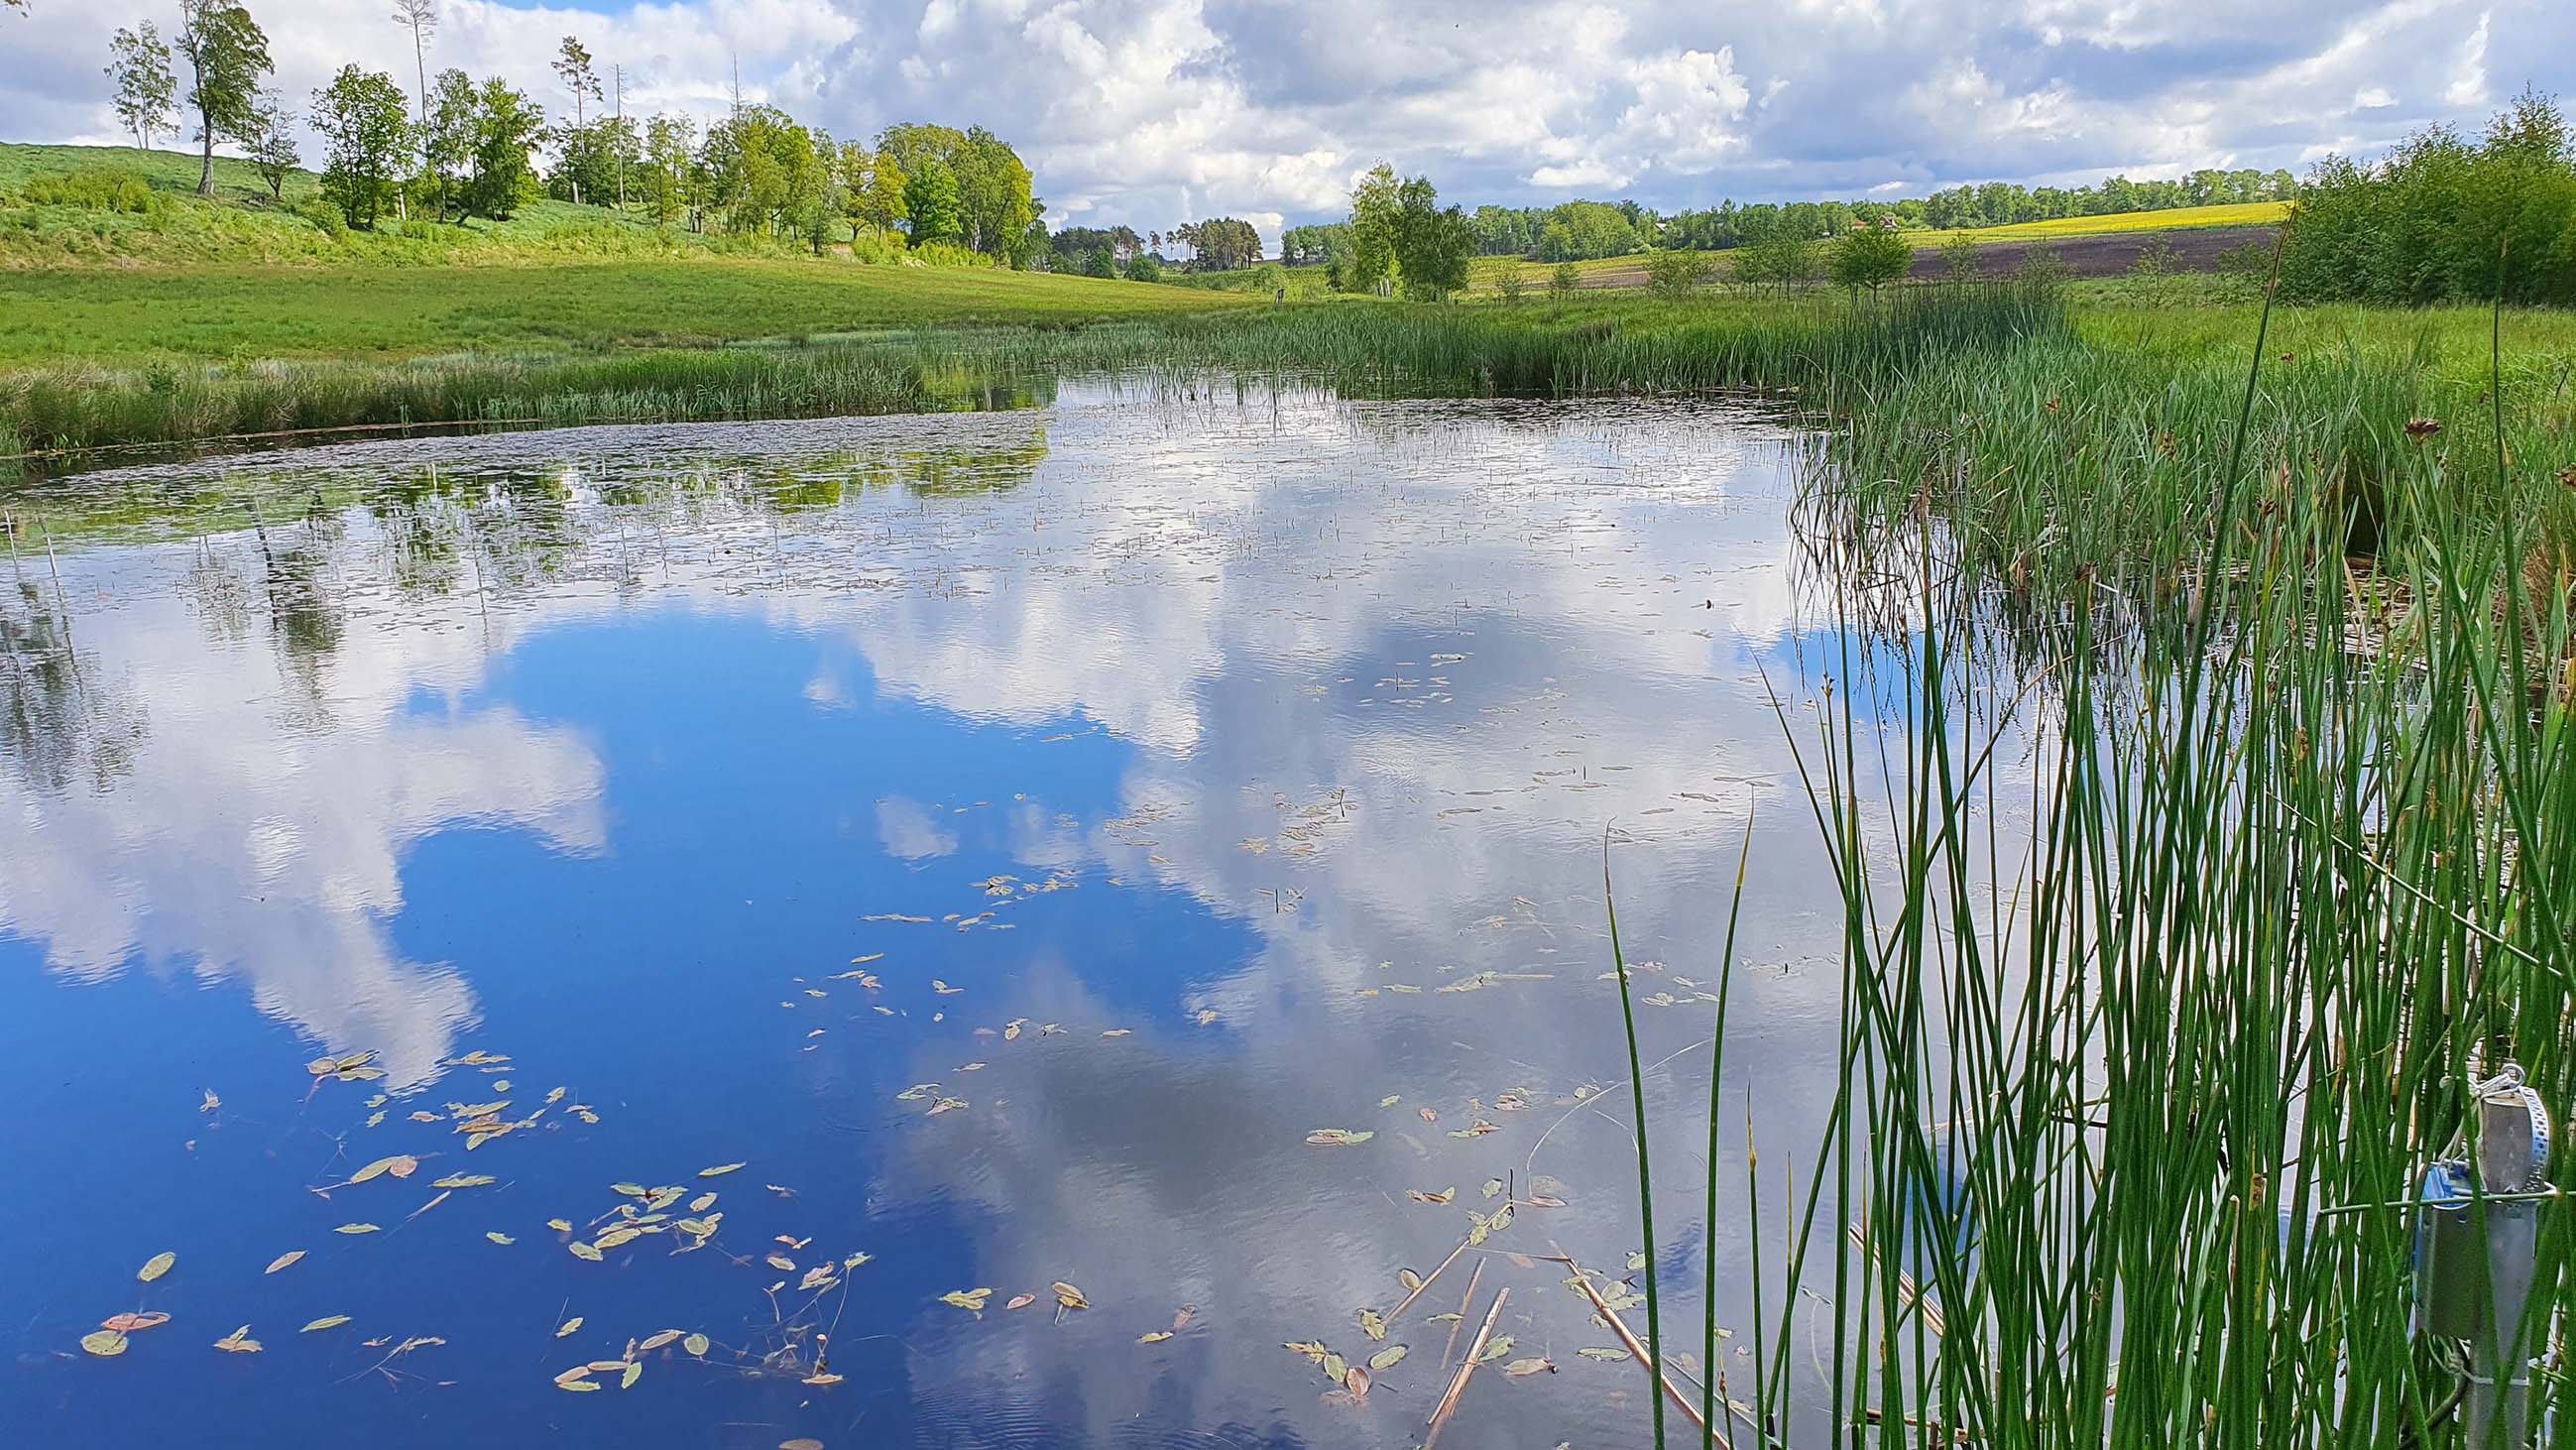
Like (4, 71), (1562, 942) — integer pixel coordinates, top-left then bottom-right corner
(0, 142), (1252, 365)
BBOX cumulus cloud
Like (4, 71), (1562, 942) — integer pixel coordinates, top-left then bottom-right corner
(0, 0), (2561, 241)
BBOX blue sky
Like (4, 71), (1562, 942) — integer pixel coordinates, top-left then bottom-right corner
(3, 0), (2567, 239)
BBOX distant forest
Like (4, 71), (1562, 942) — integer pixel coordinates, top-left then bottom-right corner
(1280, 168), (2299, 266)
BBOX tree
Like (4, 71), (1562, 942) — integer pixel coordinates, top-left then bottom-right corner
(1830, 224), (1914, 294)
(245, 88), (296, 200)
(1124, 253), (1162, 282)
(1549, 260), (1580, 299)
(1081, 244), (1114, 278)
(551, 35), (600, 202)
(1938, 232), (1979, 281)
(643, 114), (696, 227)
(1346, 161), (1400, 292)
(857, 146), (906, 238)
(389, 0), (435, 125)
(902, 158), (962, 244)
(1494, 267), (1527, 302)
(459, 76), (544, 220)
(875, 122), (1036, 262)
(177, 0), (273, 196)
(107, 24), (177, 152)
(1644, 247), (1711, 298)
(1184, 216), (1262, 270)
(310, 64), (410, 228)
(1390, 176), (1470, 300)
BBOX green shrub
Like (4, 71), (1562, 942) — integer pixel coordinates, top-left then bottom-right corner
(1645, 248), (1712, 298)
(18, 168), (159, 213)
(294, 195), (349, 238)
(1123, 253), (1162, 283)
(909, 239), (996, 269)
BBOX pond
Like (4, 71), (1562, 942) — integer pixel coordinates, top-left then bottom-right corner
(1, 384), (1944, 1448)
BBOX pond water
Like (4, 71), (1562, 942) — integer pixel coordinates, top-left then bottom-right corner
(2, 384), (1928, 1448)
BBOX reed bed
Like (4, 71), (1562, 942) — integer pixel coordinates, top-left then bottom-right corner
(1600, 285), (2572, 1448)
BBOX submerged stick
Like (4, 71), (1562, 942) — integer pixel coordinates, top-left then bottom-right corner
(1438, 1260), (1485, 1375)
(1425, 1285), (1507, 1450)
(1389, 1236), (1470, 1325)
(1547, 1246), (1717, 1443)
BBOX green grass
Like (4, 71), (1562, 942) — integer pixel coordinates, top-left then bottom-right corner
(0, 257), (1249, 366)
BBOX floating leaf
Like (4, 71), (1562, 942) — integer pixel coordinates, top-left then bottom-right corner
(335, 1223), (381, 1236)
(486, 1232), (515, 1245)
(546, 1219), (573, 1233)
(199, 1090), (220, 1113)
(100, 1312), (170, 1333)
(1368, 1344), (1409, 1372)
(780, 1441), (824, 1450)
(350, 1156), (406, 1184)
(1052, 1281), (1090, 1311)
(1321, 1351), (1347, 1385)
(698, 1163), (746, 1178)
(1578, 1346), (1631, 1362)
(1283, 1340), (1329, 1363)
(433, 1174), (497, 1190)
(940, 1289), (993, 1312)
(265, 1251), (304, 1274)
(1480, 1179), (1504, 1199)
(137, 1252), (176, 1283)
(1479, 1335), (1515, 1363)
(688, 1193), (718, 1213)
(1173, 1307), (1195, 1331)
(1377, 1095), (1400, 1108)
(1407, 1187), (1455, 1205)
(1357, 1308), (1386, 1341)
(1345, 1365), (1371, 1398)
(213, 1326), (263, 1354)
(80, 1330), (128, 1357)
(556, 1317), (583, 1338)
(567, 1242), (604, 1262)
(556, 1378), (600, 1392)
(621, 1362), (644, 1390)
(1304, 1129), (1373, 1147)
(1004, 1293), (1036, 1311)
(1504, 1356), (1556, 1377)
(1398, 1269), (1424, 1292)
(639, 1330), (683, 1353)
(611, 1182), (648, 1199)
(301, 1316), (351, 1333)
(1138, 1331), (1174, 1344)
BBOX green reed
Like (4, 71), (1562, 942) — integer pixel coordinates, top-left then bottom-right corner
(1603, 285), (2571, 1447)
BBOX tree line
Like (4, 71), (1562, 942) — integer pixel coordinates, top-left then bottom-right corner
(96, 0), (1047, 259)
(1289, 168), (2309, 267)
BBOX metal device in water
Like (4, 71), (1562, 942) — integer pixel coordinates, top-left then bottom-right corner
(2414, 1062), (2556, 1449)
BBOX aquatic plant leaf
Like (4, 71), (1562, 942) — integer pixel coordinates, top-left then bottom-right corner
(765, 1254), (797, 1272)
(639, 1330), (683, 1352)
(486, 1232), (515, 1245)
(546, 1219), (573, 1233)
(212, 1326), (262, 1354)
(688, 1193), (718, 1213)
(200, 1090), (220, 1113)
(567, 1242), (604, 1262)
(335, 1223), (381, 1235)
(1378, 1095), (1400, 1108)
(1283, 1340), (1328, 1363)
(555, 1378), (599, 1392)
(1004, 1294), (1036, 1311)
(137, 1252), (176, 1283)
(1052, 1281), (1089, 1311)
(1481, 1179), (1504, 1199)
(301, 1316), (351, 1333)
(1172, 1307), (1194, 1331)
(1304, 1129), (1373, 1146)
(780, 1441), (823, 1450)
(611, 1182), (648, 1198)
(1138, 1331), (1173, 1344)
(1345, 1365), (1371, 1398)
(1479, 1335), (1514, 1363)
(940, 1289), (993, 1311)
(100, 1312), (170, 1333)
(1321, 1351), (1347, 1384)
(1407, 1187), (1455, 1205)
(556, 1317), (583, 1338)
(1504, 1357), (1555, 1377)
(1578, 1346), (1630, 1361)
(698, 1163), (746, 1178)
(1367, 1344), (1408, 1371)
(621, 1362), (644, 1390)
(265, 1251), (304, 1274)
(433, 1175), (497, 1189)
(1357, 1309), (1386, 1341)
(80, 1330), (128, 1357)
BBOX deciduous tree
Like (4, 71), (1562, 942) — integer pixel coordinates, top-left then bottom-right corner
(310, 63), (410, 228)
(107, 23), (177, 152)
(177, 0), (273, 196)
